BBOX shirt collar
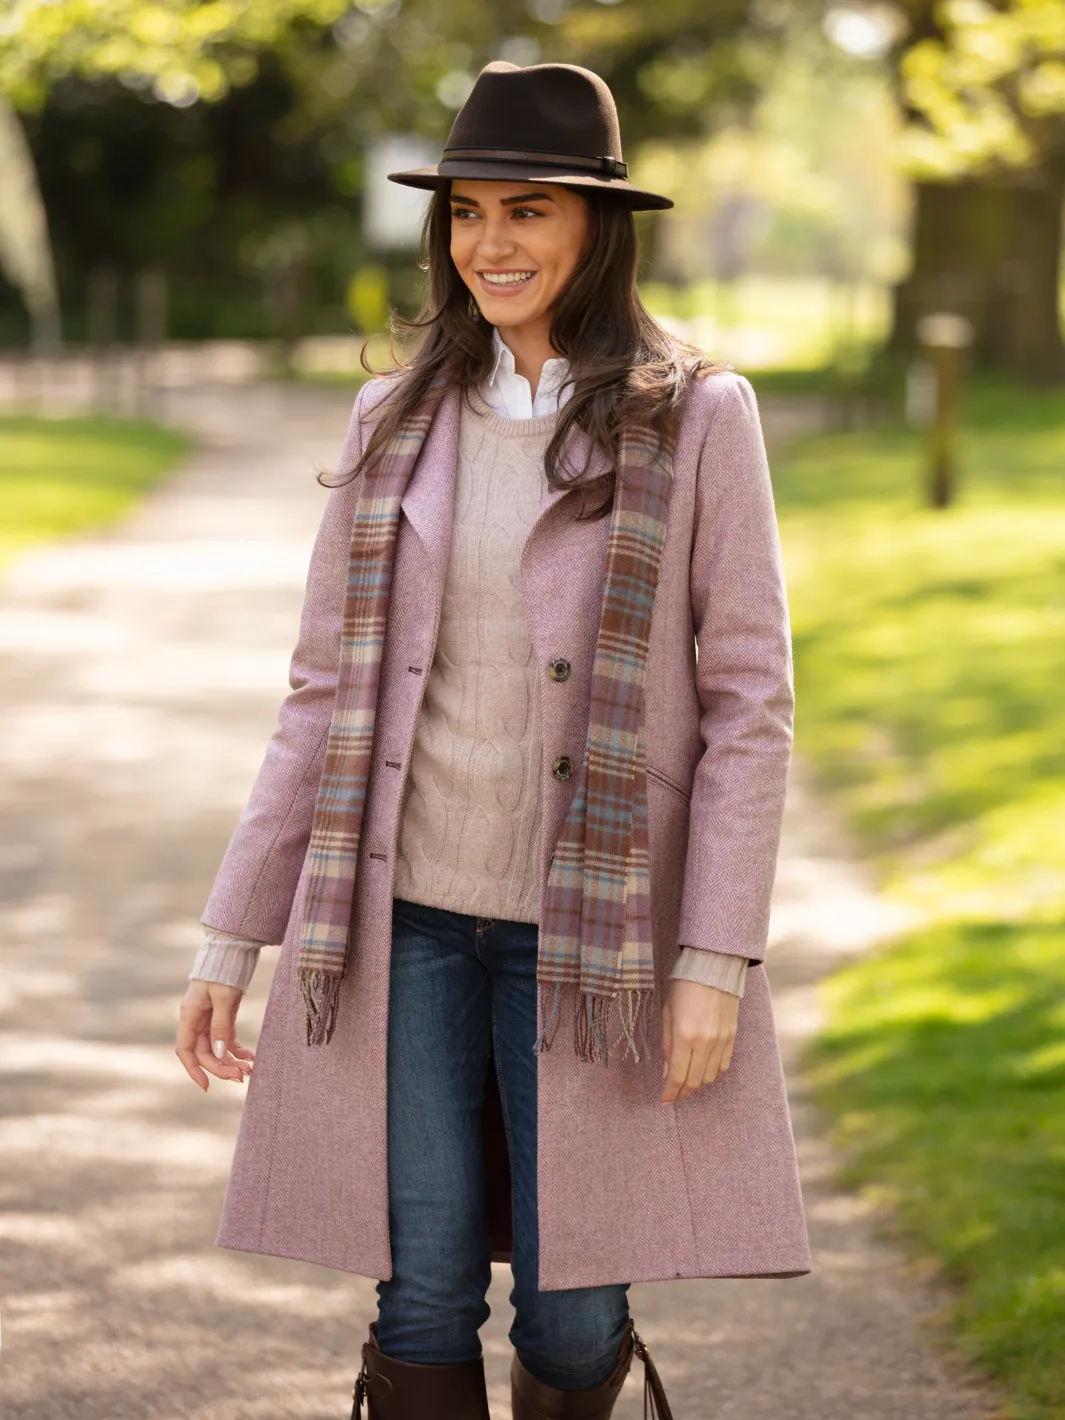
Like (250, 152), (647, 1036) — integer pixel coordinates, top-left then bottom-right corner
(487, 325), (570, 402)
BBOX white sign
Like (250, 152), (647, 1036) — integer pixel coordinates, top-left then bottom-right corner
(363, 134), (437, 250)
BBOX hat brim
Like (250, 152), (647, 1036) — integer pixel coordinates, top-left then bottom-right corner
(387, 161), (673, 212)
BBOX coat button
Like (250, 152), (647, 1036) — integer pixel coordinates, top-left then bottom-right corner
(552, 754), (574, 781)
(548, 657), (571, 682)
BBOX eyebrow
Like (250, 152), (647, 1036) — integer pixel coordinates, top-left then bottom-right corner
(449, 192), (558, 208)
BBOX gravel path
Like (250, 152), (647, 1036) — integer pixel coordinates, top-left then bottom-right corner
(0, 382), (1001, 1419)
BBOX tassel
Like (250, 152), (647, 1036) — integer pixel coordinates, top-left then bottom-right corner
(533, 985), (655, 1065)
(301, 969), (341, 1046)
(632, 1328), (674, 1420)
(350, 1328), (388, 1419)
(612, 987), (651, 1064)
(533, 980), (563, 1054)
(575, 990), (612, 1065)
(350, 1364), (367, 1420)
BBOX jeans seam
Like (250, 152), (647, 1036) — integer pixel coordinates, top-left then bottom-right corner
(490, 1017), (517, 1211)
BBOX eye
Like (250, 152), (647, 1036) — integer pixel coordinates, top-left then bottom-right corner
(450, 207), (477, 220)
(512, 206), (546, 219)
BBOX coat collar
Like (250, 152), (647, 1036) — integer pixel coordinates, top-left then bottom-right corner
(399, 384), (611, 579)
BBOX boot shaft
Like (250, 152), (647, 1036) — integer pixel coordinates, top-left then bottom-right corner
(351, 1324), (490, 1420)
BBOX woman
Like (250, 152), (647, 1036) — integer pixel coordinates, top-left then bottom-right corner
(176, 60), (810, 1420)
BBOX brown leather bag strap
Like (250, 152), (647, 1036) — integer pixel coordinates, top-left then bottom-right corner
(632, 1328), (675, 1420)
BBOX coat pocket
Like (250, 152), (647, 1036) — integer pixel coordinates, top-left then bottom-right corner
(647, 763), (692, 805)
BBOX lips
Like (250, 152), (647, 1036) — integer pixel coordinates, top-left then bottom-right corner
(476, 270), (537, 296)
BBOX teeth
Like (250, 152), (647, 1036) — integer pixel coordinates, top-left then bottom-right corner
(480, 271), (535, 285)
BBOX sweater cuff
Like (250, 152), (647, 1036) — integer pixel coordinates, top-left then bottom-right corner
(188, 928), (271, 993)
(670, 946), (748, 998)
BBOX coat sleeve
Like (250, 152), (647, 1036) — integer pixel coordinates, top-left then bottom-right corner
(198, 382), (373, 944)
(675, 373), (794, 965)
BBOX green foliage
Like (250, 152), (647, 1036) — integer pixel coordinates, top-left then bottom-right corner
(773, 379), (1065, 1417)
(900, 0), (1065, 178)
(0, 414), (189, 568)
(0, 0), (349, 110)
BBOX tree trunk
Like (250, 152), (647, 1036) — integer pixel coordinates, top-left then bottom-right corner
(887, 168), (1065, 383)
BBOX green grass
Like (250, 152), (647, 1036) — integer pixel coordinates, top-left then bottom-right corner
(771, 376), (1065, 1419)
(0, 415), (190, 571)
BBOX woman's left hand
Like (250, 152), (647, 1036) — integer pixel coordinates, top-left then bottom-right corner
(660, 978), (738, 1104)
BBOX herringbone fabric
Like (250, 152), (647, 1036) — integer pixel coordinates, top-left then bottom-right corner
(297, 378), (674, 1063)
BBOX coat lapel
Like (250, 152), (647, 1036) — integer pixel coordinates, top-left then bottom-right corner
(398, 386), (460, 581)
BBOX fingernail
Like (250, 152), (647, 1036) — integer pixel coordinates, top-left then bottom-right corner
(213, 1040), (225, 1060)
(661, 1061), (668, 1080)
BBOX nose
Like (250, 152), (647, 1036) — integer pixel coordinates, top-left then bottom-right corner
(475, 214), (517, 264)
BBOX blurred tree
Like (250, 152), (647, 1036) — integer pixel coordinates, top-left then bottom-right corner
(0, 96), (60, 348)
(886, 0), (1065, 381)
(0, 0), (771, 342)
(0, 0), (814, 344)
(632, 22), (908, 285)
(554, 0), (764, 140)
(0, 0), (356, 342)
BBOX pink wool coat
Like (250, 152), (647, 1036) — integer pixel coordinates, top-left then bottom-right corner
(201, 367), (811, 1288)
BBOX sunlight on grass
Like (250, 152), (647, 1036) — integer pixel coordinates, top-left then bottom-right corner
(806, 922), (1065, 1418)
(774, 378), (1065, 1419)
(0, 416), (190, 572)
(775, 391), (1065, 924)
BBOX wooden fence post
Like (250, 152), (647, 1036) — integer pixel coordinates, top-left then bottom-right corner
(915, 312), (975, 509)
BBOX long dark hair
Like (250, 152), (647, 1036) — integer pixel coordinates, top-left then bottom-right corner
(322, 183), (728, 521)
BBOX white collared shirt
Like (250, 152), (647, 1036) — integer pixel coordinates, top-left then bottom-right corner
(479, 325), (573, 419)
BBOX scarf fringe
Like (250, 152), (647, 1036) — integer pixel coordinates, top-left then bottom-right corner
(301, 969), (341, 1046)
(534, 982), (653, 1066)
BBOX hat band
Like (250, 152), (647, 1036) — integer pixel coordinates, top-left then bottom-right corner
(441, 146), (628, 179)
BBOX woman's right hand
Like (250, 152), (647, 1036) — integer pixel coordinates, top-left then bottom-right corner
(176, 980), (255, 1091)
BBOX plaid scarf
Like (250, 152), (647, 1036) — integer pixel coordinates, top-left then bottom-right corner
(298, 378), (675, 1065)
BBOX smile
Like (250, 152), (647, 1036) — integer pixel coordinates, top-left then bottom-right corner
(477, 270), (537, 294)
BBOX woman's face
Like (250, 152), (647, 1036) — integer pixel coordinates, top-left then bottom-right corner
(448, 180), (593, 333)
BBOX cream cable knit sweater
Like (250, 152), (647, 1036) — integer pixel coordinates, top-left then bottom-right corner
(190, 386), (747, 1000)
(392, 390), (548, 921)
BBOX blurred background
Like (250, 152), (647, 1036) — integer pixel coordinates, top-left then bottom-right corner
(1, 0), (1062, 380)
(1, 3), (1063, 1419)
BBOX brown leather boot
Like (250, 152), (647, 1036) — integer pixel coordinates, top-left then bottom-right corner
(510, 1319), (673, 1419)
(350, 1322), (491, 1419)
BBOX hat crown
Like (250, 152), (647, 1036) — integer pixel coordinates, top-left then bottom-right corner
(445, 61), (623, 163)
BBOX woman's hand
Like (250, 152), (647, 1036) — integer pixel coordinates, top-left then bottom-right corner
(660, 978), (738, 1104)
(176, 980), (255, 1092)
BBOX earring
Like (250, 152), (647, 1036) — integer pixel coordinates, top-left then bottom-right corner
(467, 292), (481, 320)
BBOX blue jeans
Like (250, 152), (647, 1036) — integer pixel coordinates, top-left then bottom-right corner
(375, 897), (631, 1389)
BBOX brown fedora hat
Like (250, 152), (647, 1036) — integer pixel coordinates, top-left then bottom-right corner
(387, 60), (673, 212)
